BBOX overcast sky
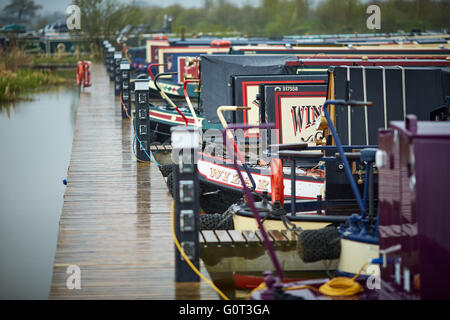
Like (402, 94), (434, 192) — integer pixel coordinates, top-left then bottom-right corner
(0, 0), (266, 15)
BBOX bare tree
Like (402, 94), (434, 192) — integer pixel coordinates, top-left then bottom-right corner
(2, 0), (42, 22)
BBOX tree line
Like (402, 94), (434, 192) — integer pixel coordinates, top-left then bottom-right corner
(2, 0), (448, 38)
(73, 0), (449, 39)
(1, 0), (449, 37)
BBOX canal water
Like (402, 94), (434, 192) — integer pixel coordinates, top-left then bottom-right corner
(0, 87), (79, 299)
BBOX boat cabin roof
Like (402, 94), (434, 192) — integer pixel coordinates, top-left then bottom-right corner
(200, 54), (298, 124)
(390, 120), (450, 139)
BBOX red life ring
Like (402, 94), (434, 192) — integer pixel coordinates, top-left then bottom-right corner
(211, 40), (231, 47)
(270, 158), (284, 206)
(83, 61), (91, 87)
(219, 40), (231, 47)
(76, 61), (83, 86)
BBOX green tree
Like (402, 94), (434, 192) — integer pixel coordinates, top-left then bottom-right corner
(71, 0), (126, 55)
(2, 0), (42, 22)
(65, 0), (450, 51)
(314, 0), (365, 34)
(371, 0), (449, 33)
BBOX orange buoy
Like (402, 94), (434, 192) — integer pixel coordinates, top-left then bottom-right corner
(219, 40), (231, 47)
(76, 61), (83, 87)
(270, 158), (284, 206)
(211, 40), (231, 47)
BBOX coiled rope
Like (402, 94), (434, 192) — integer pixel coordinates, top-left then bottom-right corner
(246, 261), (369, 299)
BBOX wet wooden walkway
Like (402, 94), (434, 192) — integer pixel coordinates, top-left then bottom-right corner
(49, 63), (217, 299)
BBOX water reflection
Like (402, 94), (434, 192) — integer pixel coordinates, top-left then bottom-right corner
(0, 86), (78, 299)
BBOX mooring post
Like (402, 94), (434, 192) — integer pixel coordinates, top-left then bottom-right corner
(107, 47), (115, 79)
(109, 51), (119, 82)
(120, 59), (131, 119)
(134, 79), (150, 161)
(114, 52), (123, 96)
(171, 126), (201, 282)
(103, 41), (110, 66)
(104, 43), (109, 67)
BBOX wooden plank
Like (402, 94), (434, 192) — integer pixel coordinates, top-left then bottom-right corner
(281, 230), (298, 243)
(203, 249), (339, 273)
(200, 231), (219, 246)
(242, 231), (260, 245)
(49, 64), (217, 300)
(268, 230), (288, 243)
(214, 230), (233, 246)
(255, 230), (273, 243)
(202, 230), (339, 273)
(227, 230), (247, 245)
(199, 232), (205, 245)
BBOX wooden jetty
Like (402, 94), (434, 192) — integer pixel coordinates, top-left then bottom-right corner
(199, 230), (338, 273)
(49, 63), (218, 299)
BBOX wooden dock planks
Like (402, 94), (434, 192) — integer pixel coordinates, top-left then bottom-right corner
(199, 230), (339, 273)
(200, 230), (295, 248)
(49, 64), (217, 300)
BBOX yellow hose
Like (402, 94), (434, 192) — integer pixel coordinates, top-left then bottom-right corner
(170, 202), (230, 300)
(318, 262), (368, 296)
(285, 262), (369, 297)
(249, 261), (370, 299)
(318, 276), (363, 296)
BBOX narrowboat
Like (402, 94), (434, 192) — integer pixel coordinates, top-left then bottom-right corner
(201, 94), (381, 290)
(217, 66), (449, 292)
(248, 116), (450, 300)
(230, 42), (450, 57)
(148, 55), (450, 143)
(191, 56), (450, 215)
(229, 65), (450, 230)
(142, 37), (298, 99)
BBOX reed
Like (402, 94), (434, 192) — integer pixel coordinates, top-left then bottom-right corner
(0, 48), (32, 70)
(0, 49), (74, 102)
(32, 53), (99, 65)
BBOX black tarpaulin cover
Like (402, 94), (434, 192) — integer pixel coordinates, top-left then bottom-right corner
(200, 54), (298, 123)
(441, 67), (450, 99)
(333, 66), (447, 145)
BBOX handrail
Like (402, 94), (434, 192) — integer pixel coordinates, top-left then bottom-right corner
(183, 79), (202, 127)
(154, 72), (189, 126)
(217, 105), (251, 156)
(147, 63), (164, 80)
(123, 46), (132, 64)
(217, 106), (256, 190)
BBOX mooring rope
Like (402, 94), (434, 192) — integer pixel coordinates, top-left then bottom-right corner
(120, 90), (161, 166)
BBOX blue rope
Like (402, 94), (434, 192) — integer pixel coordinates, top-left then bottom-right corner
(322, 101), (365, 216)
(133, 115), (161, 167)
(361, 162), (371, 219)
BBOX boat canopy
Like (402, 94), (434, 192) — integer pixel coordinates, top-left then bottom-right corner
(200, 54), (298, 124)
(333, 66), (450, 145)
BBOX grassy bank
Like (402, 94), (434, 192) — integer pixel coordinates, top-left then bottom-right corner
(0, 49), (92, 102)
(32, 54), (99, 66)
(0, 68), (71, 101)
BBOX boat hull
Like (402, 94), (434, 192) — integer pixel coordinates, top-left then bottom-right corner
(337, 238), (380, 278)
(197, 153), (324, 200)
